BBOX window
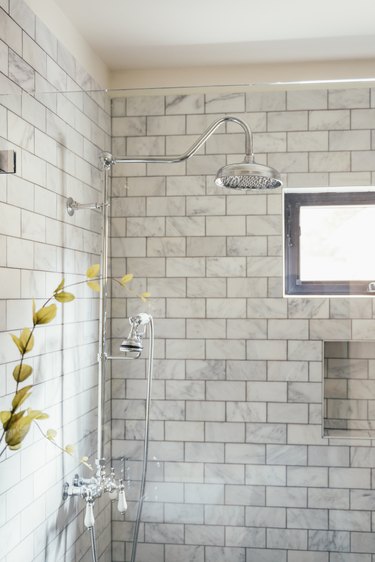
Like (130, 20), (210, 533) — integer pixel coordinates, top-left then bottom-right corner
(284, 189), (375, 296)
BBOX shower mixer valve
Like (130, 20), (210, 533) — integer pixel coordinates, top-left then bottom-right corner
(63, 458), (127, 528)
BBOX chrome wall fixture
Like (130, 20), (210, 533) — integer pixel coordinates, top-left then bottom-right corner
(110, 115), (282, 190)
(63, 459), (127, 522)
(65, 116), (283, 216)
(66, 197), (106, 216)
(64, 116), (282, 561)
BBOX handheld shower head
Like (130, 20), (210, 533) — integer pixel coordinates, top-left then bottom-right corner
(120, 313), (152, 358)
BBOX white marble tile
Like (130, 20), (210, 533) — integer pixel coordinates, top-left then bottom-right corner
(205, 93), (245, 113)
(330, 129), (370, 150)
(246, 91), (286, 112)
(329, 88), (370, 109)
(267, 528), (307, 550)
(287, 89), (327, 110)
(9, 50), (34, 91)
(127, 95), (164, 116)
(268, 110), (308, 131)
(166, 94), (204, 115)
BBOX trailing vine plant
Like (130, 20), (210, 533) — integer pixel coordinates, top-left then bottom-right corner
(0, 264), (150, 465)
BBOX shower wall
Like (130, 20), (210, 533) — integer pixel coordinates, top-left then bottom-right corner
(110, 88), (375, 562)
(0, 1), (111, 560)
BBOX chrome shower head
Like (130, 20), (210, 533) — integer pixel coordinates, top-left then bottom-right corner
(111, 116), (283, 192)
(119, 313), (151, 358)
(215, 158), (282, 190)
(119, 335), (143, 354)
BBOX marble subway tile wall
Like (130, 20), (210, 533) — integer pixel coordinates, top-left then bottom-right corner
(111, 88), (375, 561)
(0, 1), (111, 561)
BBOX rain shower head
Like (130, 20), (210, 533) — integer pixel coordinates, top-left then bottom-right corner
(111, 116), (283, 192)
(215, 158), (282, 190)
(120, 313), (151, 358)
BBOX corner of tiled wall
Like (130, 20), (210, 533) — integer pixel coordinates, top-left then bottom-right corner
(0, 1), (112, 560)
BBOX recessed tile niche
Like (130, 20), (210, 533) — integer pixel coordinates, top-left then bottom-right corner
(323, 341), (375, 438)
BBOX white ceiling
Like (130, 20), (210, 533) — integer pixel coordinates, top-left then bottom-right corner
(52, 0), (375, 70)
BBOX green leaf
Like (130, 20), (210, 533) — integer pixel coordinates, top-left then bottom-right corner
(0, 411), (11, 427)
(5, 415), (33, 449)
(54, 279), (65, 294)
(46, 428), (57, 440)
(33, 303), (57, 325)
(12, 385), (33, 411)
(55, 291), (75, 303)
(80, 456), (93, 470)
(13, 364), (33, 383)
(6, 411), (25, 428)
(86, 264), (100, 279)
(11, 329), (34, 354)
(138, 291), (151, 302)
(11, 334), (23, 354)
(120, 273), (133, 286)
(86, 280), (100, 292)
(27, 409), (49, 420)
(64, 444), (74, 456)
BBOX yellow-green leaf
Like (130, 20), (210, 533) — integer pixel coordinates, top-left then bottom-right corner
(86, 280), (100, 292)
(13, 364), (33, 383)
(86, 264), (100, 279)
(7, 410), (25, 428)
(55, 291), (75, 303)
(80, 456), (93, 470)
(11, 328), (35, 354)
(12, 385), (32, 411)
(33, 303), (57, 325)
(11, 334), (23, 354)
(138, 291), (151, 302)
(46, 428), (57, 440)
(27, 409), (49, 420)
(64, 444), (74, 455)
(0, 411), (11, 427)
(54, 279), (65, 294)
(21, 328), (34, 353)
(120, 273), (133, 286)
(8, 443), (22, 450)
(5, 415), (33, 448)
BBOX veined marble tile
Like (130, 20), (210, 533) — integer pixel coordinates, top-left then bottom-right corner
(166, 94), (204, 115)
(308, 530), (349, 552)
(205, 92), (245, 114)
(9, 50), (34, 91)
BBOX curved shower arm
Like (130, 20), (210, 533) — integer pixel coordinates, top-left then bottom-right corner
(112, 116), (253, 165)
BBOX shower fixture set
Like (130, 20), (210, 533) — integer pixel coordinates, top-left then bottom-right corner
(63, 115), (282, 562)
(63, 458), (128, 523)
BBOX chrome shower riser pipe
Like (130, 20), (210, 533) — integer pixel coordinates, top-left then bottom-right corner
(97, 156), (111, 460)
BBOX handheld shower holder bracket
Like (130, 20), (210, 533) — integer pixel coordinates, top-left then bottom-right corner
(66, 197), (110, 217)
